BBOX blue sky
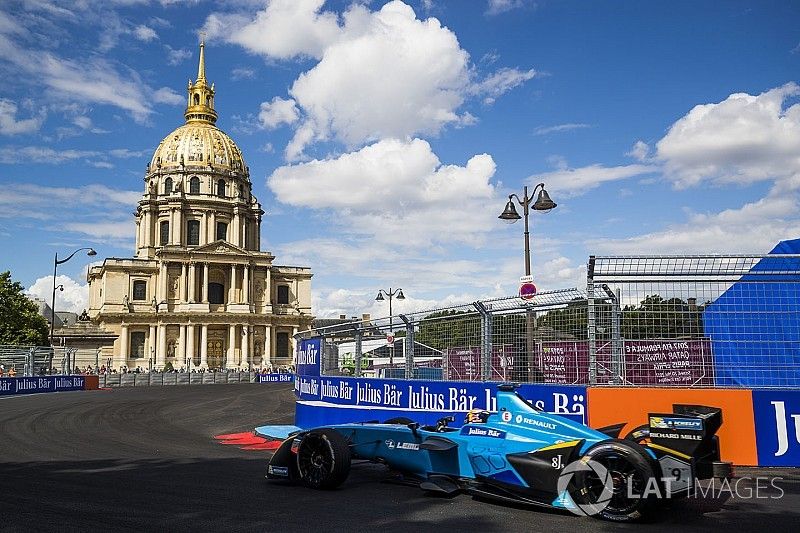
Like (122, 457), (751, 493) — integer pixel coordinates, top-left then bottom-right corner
(1, 0), (799, 318)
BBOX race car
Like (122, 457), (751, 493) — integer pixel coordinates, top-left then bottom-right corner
(266, 384), (731, 522)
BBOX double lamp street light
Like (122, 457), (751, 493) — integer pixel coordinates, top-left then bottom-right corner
(375, 288), (405, 369)
(50, 247), (97, 346)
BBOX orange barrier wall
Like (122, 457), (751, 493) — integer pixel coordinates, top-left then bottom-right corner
(84, 375), (99, 390)
(588, 388), (757, 466)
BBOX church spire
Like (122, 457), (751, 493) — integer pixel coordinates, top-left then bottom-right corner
(197, 39), (206, 81)
(184, 40), (217, 125)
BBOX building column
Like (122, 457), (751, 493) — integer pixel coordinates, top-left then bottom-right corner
(188, 262), (196, 303)
(148, 325), (157, 368)
(291, 326), (298, 365)
(180, 263), (188, 302)
(242, 326), (249, 370)
(209, 211), (217, 242)
(157, 324), (167, 367)
(202, 262), (209, 303)
(186, 323), (195, 368)
(232, 212), (240, 247)
(200, 324), (208, 369)
(265, 267), (271, 304)
(229, 264), (236, 303)
(248, 326), (255, 370)
(256, 219), (262, 252)
(263, 326), (271, 368)
(227, 324), (236, 368)
(118, 324), (129, 369)
(172, 207), (182, 245)
(200, 213), (207, 245)
(178, 324), (186, 369)
(243, 263), (250, 304)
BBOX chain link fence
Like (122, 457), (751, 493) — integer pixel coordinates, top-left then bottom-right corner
(0, 345), (79, 376)
(301, 253), (800, 389)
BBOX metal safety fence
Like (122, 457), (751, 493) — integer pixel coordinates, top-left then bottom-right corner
(0, 345), (78, 376)
(299, 253), (800, 389)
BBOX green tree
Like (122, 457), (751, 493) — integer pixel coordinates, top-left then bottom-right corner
(0, 271), (49, 345)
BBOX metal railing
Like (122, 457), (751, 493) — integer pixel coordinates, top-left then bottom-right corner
(299, 253), (800, 389)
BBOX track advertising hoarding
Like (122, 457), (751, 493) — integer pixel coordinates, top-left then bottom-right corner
(0, 375), (90, 396)
(444, 346), (513, 381)
(296, 338), (321, 378)
(257, 373), (294, 383)
(536, 339), (714, 386)
(752, 390), (800, 466)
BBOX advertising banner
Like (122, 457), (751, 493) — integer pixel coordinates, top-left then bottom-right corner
(753, 390), (800, 467)
(294, 375), (587, 428)
(444, 346), (513, 381)
(587, 387), (757, 466)
(257, 373), (294, 383)
(0, 375), (88, 396)
(296, 338), (322, 377)
(535, 339), (714, 386)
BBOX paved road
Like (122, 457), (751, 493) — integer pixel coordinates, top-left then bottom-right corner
(1, 385), (798, 532)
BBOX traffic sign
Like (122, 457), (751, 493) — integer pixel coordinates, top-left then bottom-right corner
(386, 334), (395, 345)
(519, 282), (537, 300)
(519, 275), (534, 283)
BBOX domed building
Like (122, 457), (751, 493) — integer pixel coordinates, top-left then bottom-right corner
(84, 42), (313, 371)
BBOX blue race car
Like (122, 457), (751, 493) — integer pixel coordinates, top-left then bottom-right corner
(266, 384), (731, 522)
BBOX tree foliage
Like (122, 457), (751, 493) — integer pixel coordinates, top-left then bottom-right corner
(0, 271), (49, 346)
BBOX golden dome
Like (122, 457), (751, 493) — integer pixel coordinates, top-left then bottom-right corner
(149, 122), (248, 178)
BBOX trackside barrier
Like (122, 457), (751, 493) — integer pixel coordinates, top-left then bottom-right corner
(0, 375), (98, 396)
(93, 372), (292, 387)
(291, 338), (799, 466)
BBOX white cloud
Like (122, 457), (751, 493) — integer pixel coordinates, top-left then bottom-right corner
(231, 67), (255, 80)
(0, 145), (146, 165)
(258, 97), (299, 129)
(486, 0), (525, 15)
(595, 194), (800, 255)
(165, 45), (191, 66)
(533, 163), (658, 197)
(0, 98), (45, 135)
(656, 83), (800, 188)
(133, 25), (157, 42)
(202, 0), (341, 60)
(152, 87), (183, 105)
(471, 67), (536, 104)
(27, 275), (89, 314)
(269, 137), (497, 246)
(626, 140), (650, 161)
(533, 123), (590, 136)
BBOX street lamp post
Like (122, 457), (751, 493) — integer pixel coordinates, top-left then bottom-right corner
(375, 288), (406, 372)
(50, 248), (97, 354)
(498, 182), (557, 382)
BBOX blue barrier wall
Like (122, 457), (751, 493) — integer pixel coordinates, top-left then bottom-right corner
(0, 375), (89, 396)
(257, 373), (294, 383)
(293, 374), (586, 429)
(753, 389), (800, 466)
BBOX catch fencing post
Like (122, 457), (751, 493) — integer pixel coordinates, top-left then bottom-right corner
(587, 256), (597, 385)
(28, 347), (36, 376)
(353, 325), (363, 378)
(474, 301), (493, 381)
(400, 314), (414, 379)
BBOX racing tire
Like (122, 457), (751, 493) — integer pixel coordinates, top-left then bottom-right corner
(569, 439), (660, 523)
(623, 424), (650, 445)
(296, 429), (351, 490)
(383, 417), (414, 425)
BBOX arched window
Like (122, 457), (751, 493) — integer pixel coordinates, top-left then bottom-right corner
(208, 283), (225, 304)
(164, 177), (173, 194)
(216, 179), (225, 197)
(193, 93), (200, 106)
(189, 176), (200, 194)
(216, 221), (227, 242)
(238, 184), (243, 198)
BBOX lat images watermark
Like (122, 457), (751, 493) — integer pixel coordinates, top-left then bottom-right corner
(556, 458), (785, 517)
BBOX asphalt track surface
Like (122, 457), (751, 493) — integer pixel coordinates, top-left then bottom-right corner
(1, 385), (799, 533)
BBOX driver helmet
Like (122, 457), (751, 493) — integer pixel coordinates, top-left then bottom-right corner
(465, 409), (490, 424)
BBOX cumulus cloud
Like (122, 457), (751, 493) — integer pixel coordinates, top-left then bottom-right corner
(269, 137), (497, 246)
(656, 83), (800, 188)
(486, 0), (526, 15)
(0, 98), (45, 135)
(533, 163), (658, 197)
(258, 97), (299, 129)
(27, 275), (89, 314)
(165, 45), (191, 66)
(202, 0), (340, 60)
(627, 140), (651, 161)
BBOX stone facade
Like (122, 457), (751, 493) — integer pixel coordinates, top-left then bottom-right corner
(80, 42), (313, 370)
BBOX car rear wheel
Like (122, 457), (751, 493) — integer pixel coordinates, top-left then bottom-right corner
(296, 429), (351, 489)
(569, 439), (660, 522)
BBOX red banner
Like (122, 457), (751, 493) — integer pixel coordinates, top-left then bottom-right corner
(444, 346), (513, 381)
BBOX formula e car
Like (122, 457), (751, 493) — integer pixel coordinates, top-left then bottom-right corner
(266, 385), (731, 522)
